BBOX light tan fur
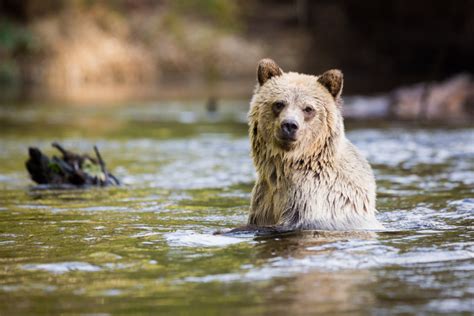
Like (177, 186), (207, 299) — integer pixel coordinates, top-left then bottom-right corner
(248, 59), (383, 231)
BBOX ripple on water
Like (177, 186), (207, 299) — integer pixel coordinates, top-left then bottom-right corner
(164, 230), (247, 247)
(22, 262), (102, 274)
(180, 240), (473, 283)
(448, 198), (474, 214)
(118, 136), (254, 190)
(379, 206), (459, 230)
(349, 128), (474, 168)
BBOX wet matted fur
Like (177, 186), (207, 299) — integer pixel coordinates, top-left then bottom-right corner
(248, 59), (383, 231)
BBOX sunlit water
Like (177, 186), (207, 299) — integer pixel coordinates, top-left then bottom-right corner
(0, 101), (473, 315)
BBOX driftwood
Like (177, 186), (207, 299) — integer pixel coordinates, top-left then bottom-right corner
(26, 142), (120, 187)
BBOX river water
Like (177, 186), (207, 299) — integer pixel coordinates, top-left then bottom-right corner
(0, 101), (473, 315)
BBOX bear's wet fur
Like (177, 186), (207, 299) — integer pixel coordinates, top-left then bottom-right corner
(248, 59), (383, 231)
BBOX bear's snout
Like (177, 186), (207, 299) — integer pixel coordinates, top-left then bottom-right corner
(280, 119), (299, 141)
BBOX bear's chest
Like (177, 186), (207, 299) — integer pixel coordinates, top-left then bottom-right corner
(266, 164), (330, 206)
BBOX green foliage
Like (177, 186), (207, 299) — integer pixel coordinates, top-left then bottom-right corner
(47, 162), (62, 174)
(0, 19), (40, 85)
(82, 158), (106, 181)
(171, 0), (241, 30)
(0, 19), (39, 55)
(0, 62), (19, 85)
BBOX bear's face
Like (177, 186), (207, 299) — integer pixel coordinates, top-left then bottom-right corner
(252, 59), (343, 152)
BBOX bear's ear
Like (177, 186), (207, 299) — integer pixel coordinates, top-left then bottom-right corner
(257, 59), (283, 86)
(317, 69), (343, 98)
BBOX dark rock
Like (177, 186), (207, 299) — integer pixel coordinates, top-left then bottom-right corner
(344, 74), (473, 122)
(391, 74), (473, 121)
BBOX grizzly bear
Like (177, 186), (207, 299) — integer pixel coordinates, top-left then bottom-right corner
(247, 59), (383, 231)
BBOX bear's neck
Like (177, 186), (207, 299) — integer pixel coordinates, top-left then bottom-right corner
(284, 130), (342, 175)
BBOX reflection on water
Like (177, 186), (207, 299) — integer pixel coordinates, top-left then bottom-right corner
(0, 101), (473, 315)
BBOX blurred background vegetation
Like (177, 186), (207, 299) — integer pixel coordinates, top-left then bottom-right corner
(0, 0), (473, 102)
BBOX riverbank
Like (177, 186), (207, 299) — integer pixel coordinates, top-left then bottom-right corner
(1, 1), (473, 122)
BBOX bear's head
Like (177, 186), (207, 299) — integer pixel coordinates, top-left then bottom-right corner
(249, 59), (344, 157)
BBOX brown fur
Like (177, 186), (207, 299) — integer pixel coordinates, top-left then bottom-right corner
(247, 59), (383, 231)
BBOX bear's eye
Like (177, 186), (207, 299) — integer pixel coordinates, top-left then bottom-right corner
(272, 101), (286, 113)
(303, 106), (314, 114)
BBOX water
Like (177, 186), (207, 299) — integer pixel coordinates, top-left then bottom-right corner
(0, 101), (473, 315)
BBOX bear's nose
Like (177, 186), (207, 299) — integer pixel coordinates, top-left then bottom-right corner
(281, 119), (299, 139)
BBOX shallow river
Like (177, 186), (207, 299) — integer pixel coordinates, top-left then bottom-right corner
(0, 101), (473, 315)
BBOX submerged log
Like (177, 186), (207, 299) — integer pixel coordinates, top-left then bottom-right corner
(25, 142), (120, 187)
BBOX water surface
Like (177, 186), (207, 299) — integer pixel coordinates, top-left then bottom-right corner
(0, 101), (473, 315)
